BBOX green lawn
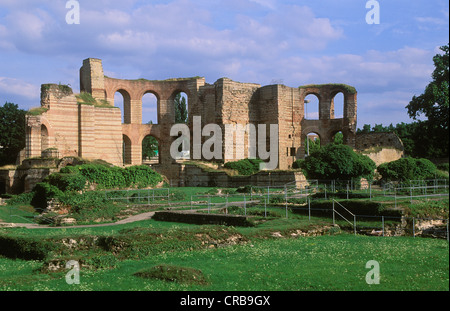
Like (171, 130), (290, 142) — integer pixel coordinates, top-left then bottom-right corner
(0, 218), (448, 291)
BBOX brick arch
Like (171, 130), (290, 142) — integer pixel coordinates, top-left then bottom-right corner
(141, 133), (161, 164)
(302, 93), (321, 120)
(112, 88), (132, 124)
(330, 91), (345, 119)
(141, 90), (160, 124)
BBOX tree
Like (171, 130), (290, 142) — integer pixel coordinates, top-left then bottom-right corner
(377, 157), (437, 182)
(174, 93), (188, 124)
(406, 44), (449, 158)
(142, 121), (159, 160)
(299, 143), (376, 181)
(0, 102), (26, 166)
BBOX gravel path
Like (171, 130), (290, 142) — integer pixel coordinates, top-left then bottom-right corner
(0, 211), (156, 229)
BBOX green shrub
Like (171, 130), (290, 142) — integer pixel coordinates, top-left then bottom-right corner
(6, 192), (33, 206)
(436, 163), (449, 172)
(292, 159), (304, 169)
(58, 191), (109, 213)
(31, 182), (64, 209)
(45, 172), (86, 192)
(60, 163), (162, 189)
(377, 158), (438, 182)
(0, 236), (56, 260)
(300, 144), (376, 180)
(124, 165), (163, 188)
(224, 158), (263, 176)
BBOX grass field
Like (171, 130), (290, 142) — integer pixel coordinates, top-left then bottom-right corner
(0, 186), (448, 292)
(0, 217), (448, 291)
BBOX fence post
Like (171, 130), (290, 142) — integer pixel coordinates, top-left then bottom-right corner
(264, 197), (267, 218)
(244, 194), (246, 216)
(382, 216), (384, 237)
(308, 196), (311, 221)
(226, 194), (228, 215)
(332, 200), (335, 225)
(208, 195), (210, 214)
(353, 215), (356, 236)
(447, 219), (449, 243)
(410, 186), (413, 205)
(285, 186), (288, 218)
(394, 188), (397, 209)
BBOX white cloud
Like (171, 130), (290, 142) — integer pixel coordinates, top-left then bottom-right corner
(0, 77), (40, 100)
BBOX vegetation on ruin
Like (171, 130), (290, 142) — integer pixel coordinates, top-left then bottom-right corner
(299, 83), (357, 94)
(223, 158), (264, 176)
(25, 107), (49, 116)
(76, 92), (117, 108)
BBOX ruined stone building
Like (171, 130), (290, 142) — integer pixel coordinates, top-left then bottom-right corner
(20, 58), (361, 185)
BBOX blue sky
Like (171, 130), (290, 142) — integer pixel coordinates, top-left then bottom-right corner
(0, 0), (448, 127)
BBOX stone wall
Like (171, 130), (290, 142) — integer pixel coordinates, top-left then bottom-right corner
(181, 164), (308, 188)
(20, 58), (360, 188)
(153, 211), (253, 227)
(355, 132), (404, 166)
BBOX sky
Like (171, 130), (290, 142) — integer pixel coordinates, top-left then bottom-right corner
(0, 0), (448, 128)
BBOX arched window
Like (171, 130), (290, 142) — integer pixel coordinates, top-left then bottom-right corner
(41, 124), (49, 152)
(305, 132), (321, 156)
(142, 135), (160, 164)
(304, 94), (319, 120)
(114, 90), (131, 124)
(173, 92), (188, 124)
(332, 92), (344, 119)
(123, 134), (132, 165)
(142, 92), (158, 125)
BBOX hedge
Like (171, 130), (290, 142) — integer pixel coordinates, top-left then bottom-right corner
(224, 159), (263, 176)
(377, 158), (438, 182)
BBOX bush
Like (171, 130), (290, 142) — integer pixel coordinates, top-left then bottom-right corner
(31, 182), (64, 210)
(45, 172), (87, 192)
(60, 163), (163, 189)
(436, 163), (449, 172)
(300, 144), (376, 181)
(124, 165), (163, 188)
(377, 158), (438, 182)
(6, 192), (33, 206)
(224, 158), (263, 176)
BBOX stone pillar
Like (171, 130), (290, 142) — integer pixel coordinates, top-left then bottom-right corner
(26, 117), (42, 159)
(78, 104), (96, 159)
(80, 58), (105, 101)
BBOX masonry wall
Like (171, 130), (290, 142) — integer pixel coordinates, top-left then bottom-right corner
(25, 84), (123, 166)
(21, 58), (362, 189)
